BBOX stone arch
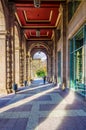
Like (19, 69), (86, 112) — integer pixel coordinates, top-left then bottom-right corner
(28, 42), (52, 79)
(31, 51), (47, 79)
(28, 42), (53, 81)
(31, 47), (48, 58)
(28, 42), (51, 57)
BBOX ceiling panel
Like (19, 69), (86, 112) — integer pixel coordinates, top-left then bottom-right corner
(12, 0), (62, 40)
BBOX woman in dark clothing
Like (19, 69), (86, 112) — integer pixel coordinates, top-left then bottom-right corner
(43, 76), (46, 84)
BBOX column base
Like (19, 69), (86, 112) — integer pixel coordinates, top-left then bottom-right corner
(0, 88), (8, 94)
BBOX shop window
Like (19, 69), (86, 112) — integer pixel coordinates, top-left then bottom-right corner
(69, 25), (86, 96)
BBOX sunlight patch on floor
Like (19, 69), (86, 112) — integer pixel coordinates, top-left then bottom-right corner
(35, 91), (76, 130)
(17, 83), (53, 93)
(0, 85), (58, 113)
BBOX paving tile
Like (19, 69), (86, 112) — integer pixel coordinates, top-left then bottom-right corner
(39, 104), (57, 111)
(0, 118), (28, 130)
(39, 103), (84, 111)
(12, 118), (28, 130)
(34, 95), (52, 101)
(19, 90), (37, 94)
(7, 104), (32, 112)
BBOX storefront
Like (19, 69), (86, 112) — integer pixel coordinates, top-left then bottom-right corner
(70, 25), (86, 96)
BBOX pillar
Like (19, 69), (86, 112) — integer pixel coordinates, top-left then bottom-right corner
(47, 54), (52, 82)
(6, 2), (15, 93)
(62, 4), (66, 86)
(0, 33), (7, 93)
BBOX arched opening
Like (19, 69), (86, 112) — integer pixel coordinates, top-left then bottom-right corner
(0, 1), (6, 93)
(33, 51), (47, 61)
(28, 42), (52, 83)
(30, 51), (47, 80)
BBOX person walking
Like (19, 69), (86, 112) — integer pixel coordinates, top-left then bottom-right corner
(43, 76), (46, 84)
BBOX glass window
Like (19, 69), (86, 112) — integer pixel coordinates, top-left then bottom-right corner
(70, 39), (74, 53)
(69, 25), (86, 96)
(75, 28), (83, 50)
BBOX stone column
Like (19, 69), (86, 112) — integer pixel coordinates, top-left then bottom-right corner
(52, 29), (58, 85)
(51, 39), (55, 83)
(0, 33), (7, 93)
(19, 30), (24, 86)
(62, 4), (66, 86)
(5, 2), (16, 93)
(8, 2), (16, 89)
(53, 29), (59, 85)
(26, 55), (28, 81)
(15, 48), (20, 86)
(6, 33), (13, 93)
(51, 51), (53, 82)
(47, 54), (52, 82)
(28, 55), (31, 84)
(19, 48), (24, 86)
(23, 40), (27, 81)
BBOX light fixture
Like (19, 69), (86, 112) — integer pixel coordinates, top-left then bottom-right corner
(36, 29), (40, 37)
(34, 0), (40, 8)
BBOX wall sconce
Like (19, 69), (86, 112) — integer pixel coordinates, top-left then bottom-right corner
(34, 0), (40, 8)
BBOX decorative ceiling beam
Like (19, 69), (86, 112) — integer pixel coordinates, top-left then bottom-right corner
(22, 26), (56, 29)
(26, 38), (52, 41)
(16, 4), (60, 8)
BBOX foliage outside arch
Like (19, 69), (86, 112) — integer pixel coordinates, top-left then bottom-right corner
(36, 69), (46, 77)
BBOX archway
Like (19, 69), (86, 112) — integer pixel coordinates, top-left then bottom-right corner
(32, 51), (47, 79)
(28, 42), (52, 82)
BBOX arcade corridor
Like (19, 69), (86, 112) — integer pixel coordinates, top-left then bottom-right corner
(0, 79), (86, 130)
(0, 0), (86, 129)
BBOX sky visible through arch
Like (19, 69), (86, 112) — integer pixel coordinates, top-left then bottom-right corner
(33, 51), (47, 61)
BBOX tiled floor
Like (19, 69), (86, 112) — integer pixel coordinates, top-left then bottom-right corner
(0, 80), (86, 130)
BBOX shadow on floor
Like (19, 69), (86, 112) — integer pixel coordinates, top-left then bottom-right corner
(0, 79), (86, 130)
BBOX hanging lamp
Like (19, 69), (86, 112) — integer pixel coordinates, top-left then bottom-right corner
(34, 0), (40, 8)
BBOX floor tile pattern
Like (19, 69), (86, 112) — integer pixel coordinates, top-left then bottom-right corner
(0, 80), (86, 130)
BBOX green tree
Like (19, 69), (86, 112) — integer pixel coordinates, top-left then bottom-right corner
(36, 69), (45, 77)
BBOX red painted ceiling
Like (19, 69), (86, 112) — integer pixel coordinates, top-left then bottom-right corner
(13, 0), (61, 41)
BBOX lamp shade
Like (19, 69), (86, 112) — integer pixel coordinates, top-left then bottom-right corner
(34, 0), (40, 8)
